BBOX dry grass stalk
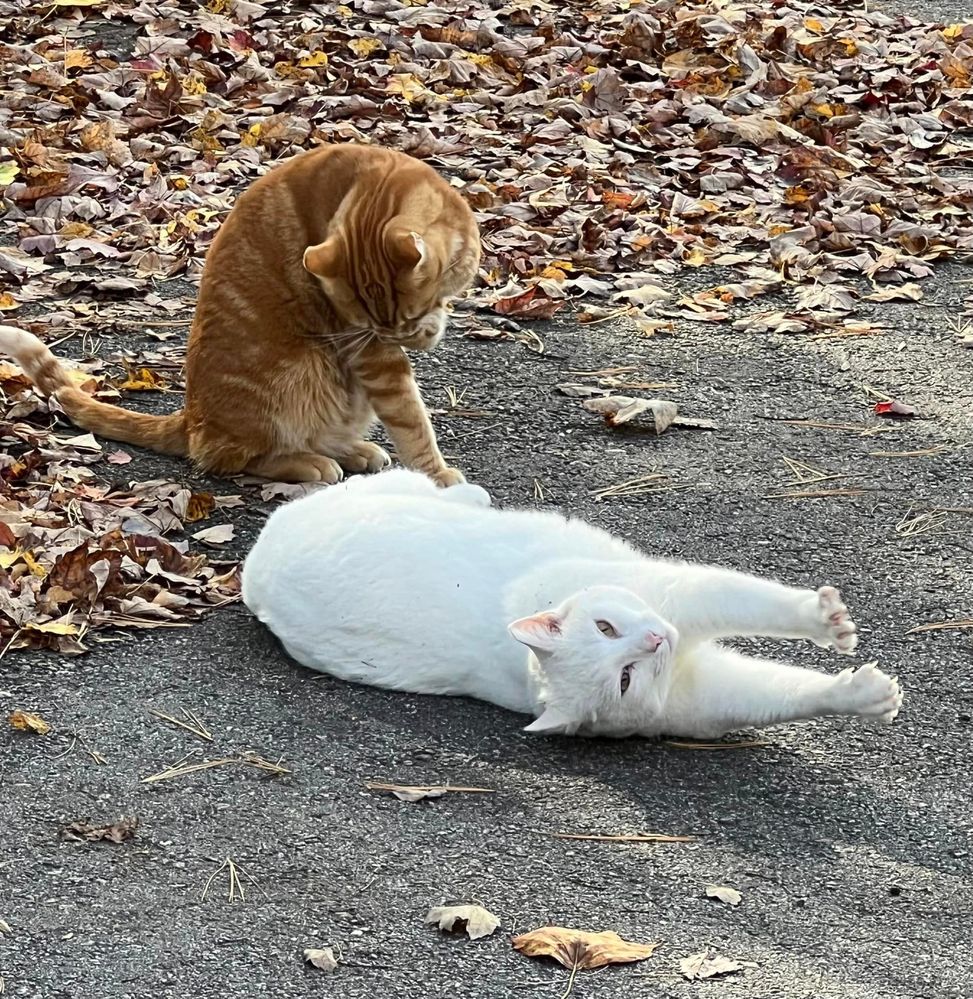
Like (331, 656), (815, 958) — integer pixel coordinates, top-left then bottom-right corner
(781, 455), (841, 486)
(870, 445), (953, 458)
(592, 473), (684, 501)
(779, 419), (897, 436)
(567, 366), (639, 377)
(201, 856), (258, 903)
(664, 739), (770, 750)
(546, 831), (696, 844)
(905, 619), (973, 635)
(765, 488), (865, 499)
(143, 754), (292, 784)
(149, 707), (214, 742)
(364, 781), (495, 795)
(895, 509), (949, 537)
(533, 478), (545, 501)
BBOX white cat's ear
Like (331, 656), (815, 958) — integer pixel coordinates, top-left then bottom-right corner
(523, 705), (573, 735)
(303, 239), (340, 278)
(385, 226), (426, 270)
(507, 611), (562, 652)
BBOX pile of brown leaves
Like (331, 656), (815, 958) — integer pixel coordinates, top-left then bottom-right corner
(1, 364), (240, 655)
(1, 0), (971, 650)
(0, 0), (970, 324)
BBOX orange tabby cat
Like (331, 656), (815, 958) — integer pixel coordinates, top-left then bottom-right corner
(0, 144), (481, 485)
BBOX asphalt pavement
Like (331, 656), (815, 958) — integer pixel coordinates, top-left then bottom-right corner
(2, 248), (972, 998)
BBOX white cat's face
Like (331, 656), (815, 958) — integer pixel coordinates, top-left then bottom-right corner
(508, 585), (678, 736)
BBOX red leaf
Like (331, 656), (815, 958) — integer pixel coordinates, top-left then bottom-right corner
(874, 400), (917, 419)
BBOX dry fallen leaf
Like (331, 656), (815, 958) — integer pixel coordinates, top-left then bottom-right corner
(680, 949), (754, 980)
(364, 781), (495, 801)
(0, 917), (11, 936)
(192, 524), (236, 545)
(583, 395), (679, 434)
(59, 817), (139, 843)
(9, 710), (51, 735)
(705, 884), (743, 907)
(303, 947), (339, 972)
(512, 927), (660, 970)
(426, 904), (500, 940)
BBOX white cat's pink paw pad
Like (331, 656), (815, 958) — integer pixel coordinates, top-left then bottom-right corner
(812, 585), (858, 655)
(830, 662), (903, 723)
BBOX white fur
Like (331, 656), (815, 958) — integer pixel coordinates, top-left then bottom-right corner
(242, 470), (903, 739)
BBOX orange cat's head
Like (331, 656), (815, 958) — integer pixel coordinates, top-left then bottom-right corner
(303, 213), (479, 352)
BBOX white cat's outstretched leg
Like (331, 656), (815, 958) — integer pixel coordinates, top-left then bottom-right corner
(659, 567), (858, 653)
(662, 646), (902, 739)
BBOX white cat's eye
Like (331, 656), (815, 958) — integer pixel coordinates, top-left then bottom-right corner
(620, 663), (633, 695)
(596, 620), (619, 638)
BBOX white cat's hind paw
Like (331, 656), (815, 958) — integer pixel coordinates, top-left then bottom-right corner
(829, 662), (902, 723)
(810, 585), (858, 655)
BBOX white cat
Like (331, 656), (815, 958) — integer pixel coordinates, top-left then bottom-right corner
(242, 469), (902, 739)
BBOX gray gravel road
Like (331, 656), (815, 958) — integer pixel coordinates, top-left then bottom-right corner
(2, 256), (972, 998)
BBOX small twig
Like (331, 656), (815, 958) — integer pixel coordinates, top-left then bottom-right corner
(149, 707), (214, 742)
(560, 955), (581, 999)
(664, 739), (770, 750)
(541, 831), (696, 844)
(905, 619), (973, 635)
(364, 781), (495, 794)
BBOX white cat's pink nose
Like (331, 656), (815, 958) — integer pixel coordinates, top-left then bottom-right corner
(643, 631), (665, 652)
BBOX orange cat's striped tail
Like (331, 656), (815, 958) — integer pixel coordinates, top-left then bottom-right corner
(0, 325), (188, 456)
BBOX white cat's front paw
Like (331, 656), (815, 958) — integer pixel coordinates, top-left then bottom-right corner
(829, 662), (902, 723)
(809, 586), (858, 655)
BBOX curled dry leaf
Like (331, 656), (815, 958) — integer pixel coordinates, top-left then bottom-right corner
(705, 884), (743, 907)
(583, 395), (679, 435)
(59, 816), (138, 844)
(425, 904), (500, 940)
(303, 947), (338, 972)
(0, 917), (11, 936)
(512, 927), (660, 970)
(9, 710), (51, 735)
(680, 949), (755, 981)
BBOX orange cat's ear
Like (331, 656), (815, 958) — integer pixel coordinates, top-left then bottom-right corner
(385, 227), (426, 271)
(303, 239), (340, 278)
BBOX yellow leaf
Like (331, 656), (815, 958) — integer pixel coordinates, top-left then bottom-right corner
(241, 123), (262, 147)
(466, 53), (493, 67)
(337, 4), (353, 14)
(182, 73), (207, 96)
(0, 161), (19, 186)
(348, 38), (383, 58)
(117, 367), (168, 391)
(64, 49), (93, 70)
(298, 51), (329, 68)
(25, 620), (78, 635)
(10, 710), (51, 735)
(943, 23), (965, 39)
(0, 292), (18, 310)
(386, 73), (427, 103)
(804, 17), (825, 31)
(20, 550), (47, 578)
(812, 103), (835, 117)
(0, 550), (20, 570)
(171, 176), (189, 189)
(512, 927), (660, 970)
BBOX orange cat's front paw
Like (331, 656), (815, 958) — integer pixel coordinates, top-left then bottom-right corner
(429, 466), (465, 488)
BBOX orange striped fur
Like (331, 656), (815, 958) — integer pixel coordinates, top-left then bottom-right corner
(0, 144), (481, 484)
